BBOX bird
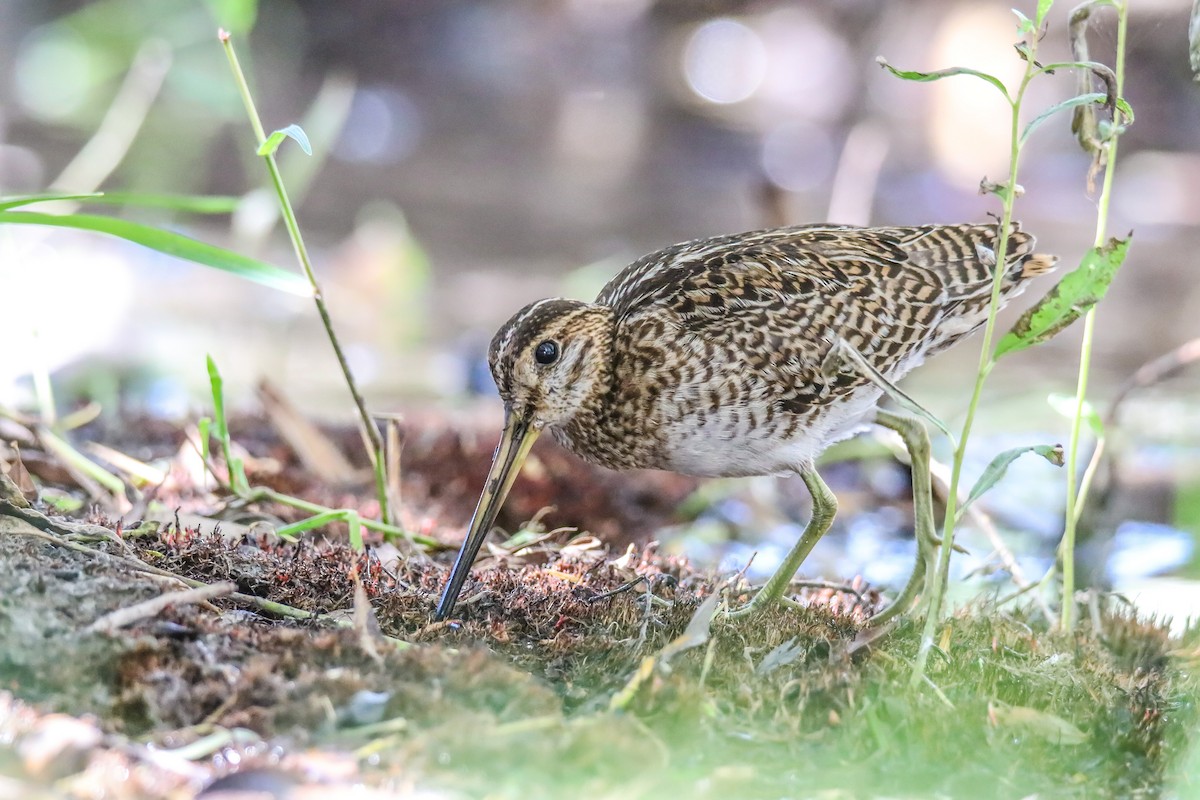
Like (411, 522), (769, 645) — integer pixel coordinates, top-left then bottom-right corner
(434, 222), (1057, 622)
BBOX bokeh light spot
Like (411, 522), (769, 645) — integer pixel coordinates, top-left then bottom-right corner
(15, 25), (105, 123)
(333, 87), (422, 164)
(683, 18), (768, 105)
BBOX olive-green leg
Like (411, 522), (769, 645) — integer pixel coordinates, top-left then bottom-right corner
(725, 466), (838, 618)
(868, 408), (939, 625)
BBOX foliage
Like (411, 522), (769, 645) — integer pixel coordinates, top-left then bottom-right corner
(879, 0), (1133, 679)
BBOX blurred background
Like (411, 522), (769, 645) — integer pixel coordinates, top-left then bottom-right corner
(1, 0), (1198, 612)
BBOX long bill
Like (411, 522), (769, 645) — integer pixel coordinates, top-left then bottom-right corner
(434, 405), (541, 620)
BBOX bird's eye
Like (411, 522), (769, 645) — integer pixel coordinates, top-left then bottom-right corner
(534, 340), (559, 365)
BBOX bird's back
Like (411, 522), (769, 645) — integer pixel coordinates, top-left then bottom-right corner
(559, 223), (1055, 476)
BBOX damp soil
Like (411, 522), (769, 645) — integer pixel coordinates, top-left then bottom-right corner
(0, 413), (1195, 799)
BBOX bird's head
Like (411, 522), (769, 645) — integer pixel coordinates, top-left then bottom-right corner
(488, 298), (614, 430)
(435, 298), (613, 620)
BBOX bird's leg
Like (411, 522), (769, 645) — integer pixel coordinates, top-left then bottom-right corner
(868, 408), (938, 625)
(724, 466), (837, 618)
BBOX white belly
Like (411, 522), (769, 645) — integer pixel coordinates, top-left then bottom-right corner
(658, 389), (884, 478)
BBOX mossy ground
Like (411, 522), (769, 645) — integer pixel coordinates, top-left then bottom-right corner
(0, 416), (1197, 798)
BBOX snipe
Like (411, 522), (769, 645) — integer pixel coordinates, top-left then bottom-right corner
(435, 222), (1056, 622)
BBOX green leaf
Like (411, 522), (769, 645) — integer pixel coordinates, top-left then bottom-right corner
(995, 236), (1131, 359)
(1047, 393), (1105, 436)
(0, 210), (309, 296)
(1036, 0), (1054, 27)
(958, 444), (1065, 521)
(876, 56), (1012, 102)
(258, 123), (312, 157)
(1020, 92), (1109, 146)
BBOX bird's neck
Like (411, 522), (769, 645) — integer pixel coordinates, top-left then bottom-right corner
(553, 306), (656, 470)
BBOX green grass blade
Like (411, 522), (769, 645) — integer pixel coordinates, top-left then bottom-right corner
(0, 193), (104, 211)
(275, 510), (365, 550)
(0, 210), (309, 296)
(995, 236), (1131, 360)
(0, 192), (241, 214)
(206, 355), (249, 496)
(277, 510), (349, 537)
(347, 513), (363, 550)
(82, 192), (242, 213)
(957, 444), (1064, 522)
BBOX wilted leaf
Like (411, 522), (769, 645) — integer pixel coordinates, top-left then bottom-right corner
(995, 236), (1131, 359)
(757, 637), (805, 675)
(659, 588), (722, 663)
(4, 444), (38, 505)
(979, 178), (1024, 202)
(353, 575), (385, 665)
(0, 471), (31, 507)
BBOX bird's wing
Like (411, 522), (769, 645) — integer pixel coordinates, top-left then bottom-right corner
(604, 222), (1056, 397)
(604, 225), (962, 411)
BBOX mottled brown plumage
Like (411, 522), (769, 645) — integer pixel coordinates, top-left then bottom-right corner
(436, 221), (1056, 621)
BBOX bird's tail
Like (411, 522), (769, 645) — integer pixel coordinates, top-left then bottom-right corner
(914, 221), (1058, 353)
(930, 221), (1058, 300)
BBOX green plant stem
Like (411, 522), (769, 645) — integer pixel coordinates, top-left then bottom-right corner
(242, 487), (440, 549)
(218, 31), (392, 527)
(911, 50), (1038, 686)
(1061, 1), (1127, 632)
